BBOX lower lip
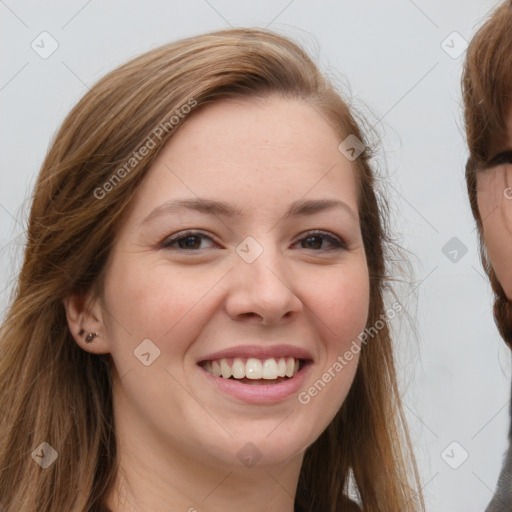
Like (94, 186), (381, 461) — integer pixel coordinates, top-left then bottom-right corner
(199, 363), (311, 404)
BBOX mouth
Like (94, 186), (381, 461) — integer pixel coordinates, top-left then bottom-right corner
(199, 356), (306, 385)
(196, 345), (314, 400)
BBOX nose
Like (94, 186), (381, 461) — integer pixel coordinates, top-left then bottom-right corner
(224, 239), (303, 326)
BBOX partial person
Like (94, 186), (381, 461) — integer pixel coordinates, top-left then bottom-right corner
(463, 2), (512, 510)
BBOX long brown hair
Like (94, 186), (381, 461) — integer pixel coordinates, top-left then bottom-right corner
(0, 28), (424, 511)
(462, 0), (512, 344)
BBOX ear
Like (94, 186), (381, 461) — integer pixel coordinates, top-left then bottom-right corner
(63, 292), (111, 354)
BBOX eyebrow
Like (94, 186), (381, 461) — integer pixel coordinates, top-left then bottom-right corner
(484, 149), (512, 169)
(140, 197), (358, 226)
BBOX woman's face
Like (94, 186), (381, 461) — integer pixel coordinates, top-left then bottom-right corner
(476, 110), (512, 300)
(94, 95), (369, 469)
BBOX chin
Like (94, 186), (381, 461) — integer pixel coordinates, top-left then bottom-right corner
(196, 429), (312, 471)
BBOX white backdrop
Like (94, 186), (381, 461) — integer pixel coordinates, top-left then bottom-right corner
(0, 1), (509, 510)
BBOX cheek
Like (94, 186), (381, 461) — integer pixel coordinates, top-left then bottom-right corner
(104, 258), (217, 338)
(101, 261), (221, 411)
(481, 223), (512, 299)
(477, 189), (512, 299)
(296, 266), (369, 432)
(477, 166), (512, 236)
(314, 264), (370, 347)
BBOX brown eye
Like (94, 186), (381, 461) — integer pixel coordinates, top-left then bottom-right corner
(296, 231), (346, 250)
(161, 231), (215, 250)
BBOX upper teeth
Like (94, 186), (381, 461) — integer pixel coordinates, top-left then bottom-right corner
(203, 357), (300, 379)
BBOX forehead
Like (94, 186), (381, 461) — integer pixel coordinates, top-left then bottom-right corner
(135, 95), (360, 212)
(174, 95), (345, 164)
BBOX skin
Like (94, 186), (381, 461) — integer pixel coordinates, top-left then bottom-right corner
(64, 95), (370, 512)
(476, 162), (512, 300)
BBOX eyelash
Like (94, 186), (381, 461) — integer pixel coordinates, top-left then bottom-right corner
(160, 229), (346, 252)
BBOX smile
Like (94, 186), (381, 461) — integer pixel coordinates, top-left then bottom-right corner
(196, 344), (313, 403)
(200, 356), (301, 381)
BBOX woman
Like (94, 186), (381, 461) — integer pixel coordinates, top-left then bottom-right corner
(462, 1), (512, 510)
(0, 28), (424, 511)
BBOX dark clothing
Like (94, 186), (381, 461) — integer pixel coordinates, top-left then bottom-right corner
(483, 374), (512, 512)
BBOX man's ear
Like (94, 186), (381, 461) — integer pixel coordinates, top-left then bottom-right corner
(63, 292), (111, 354)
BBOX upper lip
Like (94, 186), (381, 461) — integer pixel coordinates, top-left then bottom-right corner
(197, 344), (314, 363)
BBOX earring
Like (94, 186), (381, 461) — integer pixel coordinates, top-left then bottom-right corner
(79, 329), (98, 342)
(86, 332), (98, 342)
